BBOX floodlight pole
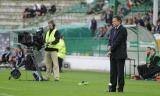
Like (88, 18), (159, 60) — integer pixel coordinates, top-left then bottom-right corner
(137, 26), (139, 66)
(153, 0), (158, 26)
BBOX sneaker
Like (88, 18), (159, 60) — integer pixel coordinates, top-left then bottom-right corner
(42, 77), (50, 81)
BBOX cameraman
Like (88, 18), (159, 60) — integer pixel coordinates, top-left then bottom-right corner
(44, 20), (60, 81)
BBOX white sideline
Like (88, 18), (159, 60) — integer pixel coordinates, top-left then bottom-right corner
(0, 93), (14, 96)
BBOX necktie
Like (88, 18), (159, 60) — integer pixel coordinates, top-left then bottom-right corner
(111, 29), (117, 46)
(113, 29), (117, 39)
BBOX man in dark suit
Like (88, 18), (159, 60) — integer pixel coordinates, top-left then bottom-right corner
(108, 16), (128, 92)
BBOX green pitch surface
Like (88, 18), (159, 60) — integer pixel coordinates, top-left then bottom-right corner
(0, 69), (160, 96)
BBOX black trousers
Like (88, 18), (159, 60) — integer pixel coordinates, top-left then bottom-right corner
(58, 57), (63, 72)
(110, 58), (125, 91)
(137, 64), (149, 77)
(143, 66), (160, 79)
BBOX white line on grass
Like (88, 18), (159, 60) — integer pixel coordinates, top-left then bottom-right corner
(0, 93), (14, 96)
(0, 87), (20, 91)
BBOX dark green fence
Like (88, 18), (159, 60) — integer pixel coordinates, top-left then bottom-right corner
(65, 37), (108, 56)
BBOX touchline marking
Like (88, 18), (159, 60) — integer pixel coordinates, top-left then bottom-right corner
(0, 87), (22, 91)
(0, 93), (15, 96)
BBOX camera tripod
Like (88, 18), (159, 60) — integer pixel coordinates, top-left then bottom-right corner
(26, 47), (43, 81)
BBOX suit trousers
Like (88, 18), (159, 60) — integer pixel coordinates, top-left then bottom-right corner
(110, 58), (125, 91)
(45, 51), (60, 80)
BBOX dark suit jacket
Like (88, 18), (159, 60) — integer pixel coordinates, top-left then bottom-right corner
(150, 54), (160, 67)
(108, 25), (127, 59)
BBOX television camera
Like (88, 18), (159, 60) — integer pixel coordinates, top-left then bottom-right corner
(18, 27), (44, 50)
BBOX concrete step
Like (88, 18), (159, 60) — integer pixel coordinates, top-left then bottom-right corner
(0, 17), (23, 22)
(0, 0), (80, 7)
(0, 21), (23, 26)
(0, 13), (22, 20)
(0, 12), (22, 15)
(0, 0), (85, 28)
(0, 8), (23, 13)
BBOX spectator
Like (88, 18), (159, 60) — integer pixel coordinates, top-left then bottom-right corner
(143, 46), (160, 79)
(18, 48), (43, 81)
(143, 13), (151, 22)
(33, 4), (41, 12)
(134, 16), (139, 25)
(9, 45), (24, 68)
(135, 13), (145, 26)
(138, 18), (145, 26)
(100, 11), (106, 21)
(154, 19), (160, 34)
(23, 8), (30, 18)
(137, 47), (151, 79)
(23, 8), (36, 18)
(105, 10), (113, 25)
(49, 5), (56, 14)
(99, 26), (107, 37)
(0, 47), (11, 64)
(90, 17), (97, 36)
(23, 3), (48, 19)
(125, 18), (134, 25)
(126, 0), (133, 9)
(41, 4), (47, 15)
(35, 10), (42, 16)
(29, 8), (36, 18)
(96, 27), (103, 37)
(86, 0), (94, 14)
(144, 20), (152, 31)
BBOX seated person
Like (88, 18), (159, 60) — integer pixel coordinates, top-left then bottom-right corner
(48, 5), (56, 14)
(0, 47), (11, 64)
(9, 45), (24, 68)
(137, 47), (151, 78)
(17, 48), (42, 81)
(40, 4), (47, 15)
(142, 46), (160, 79)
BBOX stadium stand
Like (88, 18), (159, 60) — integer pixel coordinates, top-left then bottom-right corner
(0, 0), (83, 29)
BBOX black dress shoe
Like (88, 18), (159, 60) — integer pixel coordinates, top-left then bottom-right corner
(108, 89), (116, 92)
(118, 89), (123, 92)
(110, 90), (116, 92)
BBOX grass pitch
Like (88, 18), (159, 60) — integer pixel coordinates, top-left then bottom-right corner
(0, 69), (160, 96)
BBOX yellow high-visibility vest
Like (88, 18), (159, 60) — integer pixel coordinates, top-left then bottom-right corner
(57, 39), (66, 59)
(45, 29), (58, 49)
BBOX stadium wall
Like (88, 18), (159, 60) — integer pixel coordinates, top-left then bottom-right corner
(64, 55), (142, 75)
(64, 56), (110, 72)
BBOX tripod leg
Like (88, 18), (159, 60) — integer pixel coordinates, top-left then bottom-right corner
(32, 71), (42, 81)
(25, 70), (27, 80)
(31, 54), (43, 80)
